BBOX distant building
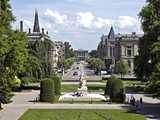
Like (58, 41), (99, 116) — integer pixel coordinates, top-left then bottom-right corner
(97, 26), (143, 74)
(75, 49), (89, 61)
(54, 41), (65, 67)
(20, 10), (64, 75)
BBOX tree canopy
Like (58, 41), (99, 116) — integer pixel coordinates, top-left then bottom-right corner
(0, 0), (29, 102)
(87, 57), (105, 71)
(135, 0), (160, 97)
(64, 42), (75, 59)
(115, 60), (129, 78)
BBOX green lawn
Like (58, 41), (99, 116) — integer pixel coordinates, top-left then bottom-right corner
(18, 109), (146, 120)
(61, 84), (106, 92)
(61, 84), (79, 92)
(122, 80), (145, 87)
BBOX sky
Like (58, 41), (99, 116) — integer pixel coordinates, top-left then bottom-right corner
(11, 0), (146, 50)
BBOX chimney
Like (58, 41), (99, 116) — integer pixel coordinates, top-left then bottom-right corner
(28, 28), (31, 34)
(42, 28), (44, 34)
(20, 21), (23, 32)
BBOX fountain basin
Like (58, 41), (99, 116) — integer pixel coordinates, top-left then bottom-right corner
(59, 93), (107, 102)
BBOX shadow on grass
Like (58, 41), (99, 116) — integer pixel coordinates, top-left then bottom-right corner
(121, 102), (160, 120)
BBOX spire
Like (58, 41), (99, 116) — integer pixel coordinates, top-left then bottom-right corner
(108, 26), (115, 39)
(33, 9), (40, 33)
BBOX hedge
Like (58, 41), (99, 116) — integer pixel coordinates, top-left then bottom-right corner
(52, 75), (61, 95)
(105, 76), (125, 103)
(40, 79), (55, 102)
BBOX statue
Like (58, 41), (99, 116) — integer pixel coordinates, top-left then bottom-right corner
(77, 73), (88, 96)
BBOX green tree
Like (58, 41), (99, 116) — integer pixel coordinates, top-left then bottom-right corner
(135, 0), (160, 97)
(89, 50), (98, 58)
(87, 58), (104, 73)
(63, 58), (75, 70)
(115, 60), (129, 78)
(0, 0), (28, 102)
(105, 76), (125, 102)
(64, 42), (75, 59)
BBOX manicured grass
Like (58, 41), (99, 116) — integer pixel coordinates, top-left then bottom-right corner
(18, 109), (146, 120)
(61, 84), (79, 92)
(122, 80), (145, 87)
(61, 84), (106, 92)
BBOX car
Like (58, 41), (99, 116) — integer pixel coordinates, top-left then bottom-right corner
(73, 72), (78, 76)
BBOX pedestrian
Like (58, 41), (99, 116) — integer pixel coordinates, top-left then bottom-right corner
(139, 97), (143, 108)
(132, 97), (135, 106)
(140, 97), (143, 104)
(136, 99), (139, 108)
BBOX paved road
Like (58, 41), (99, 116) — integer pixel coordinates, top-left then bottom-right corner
(62, 61), (102, 81)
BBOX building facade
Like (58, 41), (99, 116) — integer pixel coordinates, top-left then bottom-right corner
(75, 49), (89, 61)
(97, 27), (142, 74)
(20, 10), (64, 76)
(54, 41), (65, 68)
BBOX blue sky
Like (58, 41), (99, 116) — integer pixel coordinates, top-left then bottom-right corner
(11, 0), (146, 50)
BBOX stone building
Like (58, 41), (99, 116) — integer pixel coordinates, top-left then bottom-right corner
(54, 41), (65, 67)
(74, 49), (89, 61)
(20, 10), (64, 76)
(97, 26), (143, 74)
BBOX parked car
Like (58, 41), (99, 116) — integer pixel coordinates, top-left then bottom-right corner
(73, 71), (78, 76)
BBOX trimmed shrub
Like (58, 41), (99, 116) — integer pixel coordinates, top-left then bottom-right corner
(105, 76), (125, 103)
(40, 78), (55, 102)
(20, 77), (36, 86)
(51, 75), (61, 95)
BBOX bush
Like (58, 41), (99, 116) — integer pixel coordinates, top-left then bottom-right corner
(105, 76), (125, 103)
(51, 75), (61, 95)
(102, 77), (109, 81)
(40, 78), (55, 102)
(21, 77), (36, 86)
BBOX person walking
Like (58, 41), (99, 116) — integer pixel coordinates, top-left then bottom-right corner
(139, 97), (143, 108)
(140, 97), (143, 104)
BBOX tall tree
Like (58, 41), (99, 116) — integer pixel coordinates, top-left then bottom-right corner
(135, 0), (160, 79)
(135, 0), (160, 97)
(0, 0), (28, 102)
(64, 42), (75, 59)
(115, 60), (129, 78)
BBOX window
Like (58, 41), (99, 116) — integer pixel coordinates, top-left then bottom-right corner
(110, 47), (112, 57)
(127, 46), (132, 57)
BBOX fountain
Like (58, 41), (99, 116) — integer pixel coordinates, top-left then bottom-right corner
(59, 67), (106, 102)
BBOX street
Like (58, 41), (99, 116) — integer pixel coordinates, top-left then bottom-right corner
(62, 61), (103, 81)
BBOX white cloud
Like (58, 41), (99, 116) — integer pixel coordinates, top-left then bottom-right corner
(44, 22), (52, 29)
(76, 12), (113, 29)
(23, 20), (33, 30)
(77, 12), (95, 28)
(94, 17), (112, 29)
(65, 0), (96, 3)
(117, 16), (139, 29)
(44, 9), (67, 24)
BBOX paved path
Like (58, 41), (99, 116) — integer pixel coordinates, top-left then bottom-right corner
(0, 91), (160, 120)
